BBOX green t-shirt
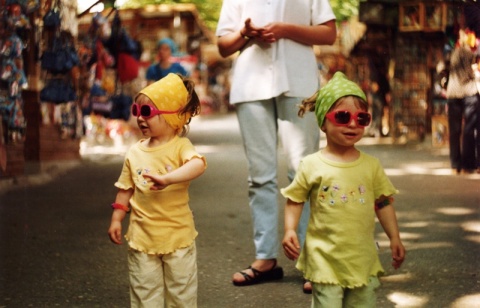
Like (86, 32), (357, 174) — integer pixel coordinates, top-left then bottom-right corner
(281, 150), (397, 288)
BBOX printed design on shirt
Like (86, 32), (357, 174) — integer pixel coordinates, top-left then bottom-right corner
(318, 183), (367, 206)
(136, 164), (175, 186)
(156, 164), (173, 175)
(135, 168), (148, 186)
(358, 185), (366, 204)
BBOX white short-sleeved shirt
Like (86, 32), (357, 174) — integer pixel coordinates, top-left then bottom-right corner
(216, 0), (336, 104)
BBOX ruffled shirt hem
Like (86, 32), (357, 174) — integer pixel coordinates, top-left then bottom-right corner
(126, 235), (197, 255)
(300, 269), (384, 289)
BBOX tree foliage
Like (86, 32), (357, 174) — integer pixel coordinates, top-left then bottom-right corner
(119, 0), (222, 30)
(330, 0), (361, 23)
(119, 0), (359, 30)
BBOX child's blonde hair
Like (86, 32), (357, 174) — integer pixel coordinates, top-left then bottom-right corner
(177, 75), (201, 136)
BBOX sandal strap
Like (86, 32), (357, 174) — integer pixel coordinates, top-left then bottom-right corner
(238, 266), (256, 282)
(238, 260), (278, 281)
(249, 266), (261, 278)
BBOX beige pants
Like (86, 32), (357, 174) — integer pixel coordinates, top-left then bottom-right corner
(311, 276), (380, 308)
(128, 243), (197, 308)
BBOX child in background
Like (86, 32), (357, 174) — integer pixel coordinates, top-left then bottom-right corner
(108, 73), (206, 307)
(146, 38), (188, 85)
(281, 72), (405, 307)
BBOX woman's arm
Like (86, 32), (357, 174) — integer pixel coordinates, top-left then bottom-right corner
(261, 20), (337, 46)
(217, 18), (265, 58)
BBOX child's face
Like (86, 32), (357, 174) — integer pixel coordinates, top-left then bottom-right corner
(134, 96), (176, 139)
(158, 44), (172, 61)
(322, 97), (369, 147)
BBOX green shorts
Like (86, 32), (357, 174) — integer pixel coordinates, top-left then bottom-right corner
(311, 276), (381, 308)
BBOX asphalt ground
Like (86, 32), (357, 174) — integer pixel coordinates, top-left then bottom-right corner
(1, 112), (479, 307)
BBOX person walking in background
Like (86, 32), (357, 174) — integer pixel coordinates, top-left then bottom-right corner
(368, 47), (391, 138)
(446, 29), (479, 174)
(216, 0), (336, 292)
(282, 72), (405, 307)
(146, 38), (188, 85)
(108, 73), (206, 307)
(463, 2), (480, 173)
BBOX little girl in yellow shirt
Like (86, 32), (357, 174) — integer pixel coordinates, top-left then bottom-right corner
(108, 73), (206, 307)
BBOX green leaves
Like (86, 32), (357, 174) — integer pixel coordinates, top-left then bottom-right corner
(330, 0), (361, 22)
(118, 0), (359, 30)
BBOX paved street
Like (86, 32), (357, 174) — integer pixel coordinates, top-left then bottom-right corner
(1, 112), (479, 307)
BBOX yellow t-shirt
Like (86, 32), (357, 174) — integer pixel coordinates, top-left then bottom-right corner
(281, 151), (397, 288)
(115, 136), (206, 255)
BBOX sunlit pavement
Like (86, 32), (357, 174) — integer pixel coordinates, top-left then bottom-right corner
(1, 112), (479, 307)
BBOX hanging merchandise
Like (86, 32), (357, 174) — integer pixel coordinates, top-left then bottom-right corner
(0, 33), (24, 58)
(39, 0), (82, 140)
(40, 78), (77, 104)
(0, 1), (30, 143)
(6, 4), (31, 30)
(43, 0), (61, 29)
(109, 82), (132, 121)
(41, 31), (79, 74)
(6, 0), (40, 14)
(109, 93), (132, 121)
(104, 11), (140, 83)
(117, 52), (139, 84)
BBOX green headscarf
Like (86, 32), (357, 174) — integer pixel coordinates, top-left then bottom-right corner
(314, 72), (367, 127)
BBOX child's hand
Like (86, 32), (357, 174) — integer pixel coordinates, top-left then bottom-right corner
(143, 174), (169, 191)
(390, 237), (406, 269)
(282, 230), (301, 260)
(108, 220), (123, 245)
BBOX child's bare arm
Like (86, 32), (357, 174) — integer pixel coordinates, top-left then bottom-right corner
(108, 188), (133, 245)
(282, 199), (304, 260)
(375, 196), (406, 269)
(143, 157), (206, 191)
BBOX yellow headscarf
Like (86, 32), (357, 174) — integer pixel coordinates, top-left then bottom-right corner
(137, 73), (190, 130)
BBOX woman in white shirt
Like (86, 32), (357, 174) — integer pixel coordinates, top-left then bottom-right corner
(216, 0), (336, 292)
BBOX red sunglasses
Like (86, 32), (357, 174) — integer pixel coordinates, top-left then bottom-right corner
(131, 103), (179, 119)
(325, 110), (372, 127)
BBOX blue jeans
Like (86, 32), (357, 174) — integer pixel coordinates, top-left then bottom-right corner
(235, 96), (320, 259)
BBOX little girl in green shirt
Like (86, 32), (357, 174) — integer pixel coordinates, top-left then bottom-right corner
(282, 72), (405, 307)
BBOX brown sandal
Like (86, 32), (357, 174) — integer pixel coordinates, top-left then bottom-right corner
(232, 260), (284, 286)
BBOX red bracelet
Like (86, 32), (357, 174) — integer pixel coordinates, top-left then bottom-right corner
(111, 203), (130, 212)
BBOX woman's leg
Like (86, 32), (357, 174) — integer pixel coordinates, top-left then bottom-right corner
(276, 95), (320, 247)
(235, 100), (279, 260)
